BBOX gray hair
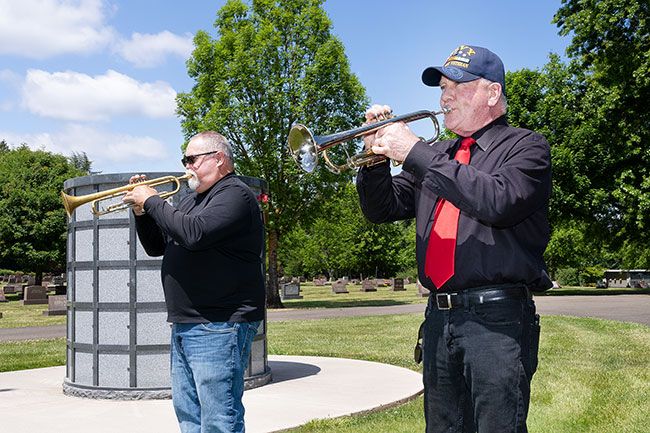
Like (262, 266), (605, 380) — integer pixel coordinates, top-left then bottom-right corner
(190, 131), (233, 162)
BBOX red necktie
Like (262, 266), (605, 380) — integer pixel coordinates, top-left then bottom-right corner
(424, 137), (475, 289)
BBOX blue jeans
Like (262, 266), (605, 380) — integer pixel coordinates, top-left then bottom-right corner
(171, 321), (261, 433)
(422, 291), (540, 433)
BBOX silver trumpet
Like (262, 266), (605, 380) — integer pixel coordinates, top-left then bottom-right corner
(287, 108), (450, 174)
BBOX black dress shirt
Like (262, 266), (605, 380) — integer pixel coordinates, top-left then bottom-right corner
(356, 116), (552, 292)
(135, 173), (265, 323)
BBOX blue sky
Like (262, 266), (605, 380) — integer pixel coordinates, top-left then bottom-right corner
(0, 0), (570, 174)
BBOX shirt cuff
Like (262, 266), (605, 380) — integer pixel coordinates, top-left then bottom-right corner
(142, 195), (165, 214)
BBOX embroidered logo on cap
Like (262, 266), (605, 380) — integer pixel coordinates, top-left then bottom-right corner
(444, 45), (476, 69)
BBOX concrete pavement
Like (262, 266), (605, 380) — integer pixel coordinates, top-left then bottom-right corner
(0, 355), (423, 433)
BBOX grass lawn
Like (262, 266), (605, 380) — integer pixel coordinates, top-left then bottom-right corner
(2, 314), (648, 432)
(278, 282), (427, 309)
(0, 293), (66, 329)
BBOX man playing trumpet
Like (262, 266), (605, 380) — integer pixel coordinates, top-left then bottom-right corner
(356, 45), (552, 433)
(123, 131), (265, 433)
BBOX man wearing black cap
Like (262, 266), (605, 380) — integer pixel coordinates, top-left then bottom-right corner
(356, 45), (551, 432)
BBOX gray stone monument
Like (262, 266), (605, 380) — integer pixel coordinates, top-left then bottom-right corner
(391, 277), (406, 291)
(43, 294), (67, 316)
(22, 285), (48, 305)
(62, 173), (271, 399)
(360, 279), (377, 292)
(280, 282), (303, 300)
(417, 279), (431, 297)
(331, 280), (349, 294)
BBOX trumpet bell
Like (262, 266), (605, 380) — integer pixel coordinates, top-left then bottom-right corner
(288, 124), (318, 173)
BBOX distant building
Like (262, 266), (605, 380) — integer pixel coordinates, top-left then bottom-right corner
(604, 269), (650, 288)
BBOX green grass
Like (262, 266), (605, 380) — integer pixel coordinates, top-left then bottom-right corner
(1, 296), (649, 432)
(267, 314), (650, 433)
(278, 282), (427, 309)
(0, 337), (65, 372)
(0, 294), (66, 329)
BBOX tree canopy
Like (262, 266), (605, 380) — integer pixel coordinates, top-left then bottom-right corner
(0, 145), (87, 283)
(177, 0), (368, 306)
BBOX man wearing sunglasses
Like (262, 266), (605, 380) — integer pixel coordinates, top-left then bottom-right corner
(123, 131), (265, 433)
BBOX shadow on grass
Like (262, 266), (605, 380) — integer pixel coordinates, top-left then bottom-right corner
(281, 299), (419, 309)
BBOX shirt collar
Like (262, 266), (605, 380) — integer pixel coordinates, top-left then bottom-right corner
(468, 115), (508, 151)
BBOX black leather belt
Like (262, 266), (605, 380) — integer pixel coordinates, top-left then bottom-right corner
(435, 285), (529, 310)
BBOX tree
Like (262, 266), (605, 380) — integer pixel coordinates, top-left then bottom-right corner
(553, 0), (650, 264)
(177, 0), (368, 307)
(0, 145), (85, 284)
(279, 183), (413, 279)
(68, 151), (93, 173)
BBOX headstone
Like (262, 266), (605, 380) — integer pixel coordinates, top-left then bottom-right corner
(42, 295), (67, 316)
(416, 280), (431, 297)
(351, 278), (359, 285)
(374, 278), (390, 287)
(7, 275), (18, 284)
(0, 287), (6, 302)
(391, 277), (406, 291)
(360, 279), (377, 292)
(47, 275), (67, 295)
(313, 278), (326, 286)
(331, 280), (349, 294)
(22, 285), (48, 305)
(280, 282), (303, 300)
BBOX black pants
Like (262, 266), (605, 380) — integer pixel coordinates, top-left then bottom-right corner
(422, 290), (540, 433)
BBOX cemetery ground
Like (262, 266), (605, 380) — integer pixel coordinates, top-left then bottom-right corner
(1, 282), (649, 432)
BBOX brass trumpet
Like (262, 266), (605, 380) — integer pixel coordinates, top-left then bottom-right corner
(61, 173), (192, 217)
(287, 108), (449, 174)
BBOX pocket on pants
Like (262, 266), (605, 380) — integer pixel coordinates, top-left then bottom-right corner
(199, 321), (238, 334)
(530, 313), (541, 375)
(471, 298), (523, 326)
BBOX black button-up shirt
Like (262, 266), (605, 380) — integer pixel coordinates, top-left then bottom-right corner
(356, 116), (552, 292)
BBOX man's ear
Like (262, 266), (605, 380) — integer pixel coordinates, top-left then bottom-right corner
(487, 82), (502, 107)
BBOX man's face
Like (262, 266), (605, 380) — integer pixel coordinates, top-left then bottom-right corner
(183, 138), (220, 193)
(439, 76), (493, 137)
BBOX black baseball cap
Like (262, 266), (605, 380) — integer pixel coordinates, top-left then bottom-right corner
(422, 44), (506, 95)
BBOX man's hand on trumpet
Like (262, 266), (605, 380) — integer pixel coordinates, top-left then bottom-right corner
(363, 104), (421, 163)
(122, 174), (158, 216)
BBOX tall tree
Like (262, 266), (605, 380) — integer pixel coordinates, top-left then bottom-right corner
(0, 145), (85, 284)
(177, 0), (368, 307)
(553, 0), (650, 266)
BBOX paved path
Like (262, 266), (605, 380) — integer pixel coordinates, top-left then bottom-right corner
(0, 355), (423, 433)
(1, 295), (648, 342)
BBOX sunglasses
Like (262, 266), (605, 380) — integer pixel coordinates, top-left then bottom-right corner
(181, 151), (218, 166)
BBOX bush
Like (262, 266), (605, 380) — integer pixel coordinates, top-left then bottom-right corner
(556, 267), (580, 286)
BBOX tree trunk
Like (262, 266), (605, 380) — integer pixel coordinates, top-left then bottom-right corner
(35, 270), (43, 286)
(266, 229), (284, 309)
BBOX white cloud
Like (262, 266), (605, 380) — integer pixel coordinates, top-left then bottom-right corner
(0, 0), (114, 58)
(0, 124), (169, 164)
(22, 69), (177, 121)
(116, 31), (194, 68)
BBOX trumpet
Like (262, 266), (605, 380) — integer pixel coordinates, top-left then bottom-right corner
(61, 173), (192, 217)
(287, 108), (450, 174)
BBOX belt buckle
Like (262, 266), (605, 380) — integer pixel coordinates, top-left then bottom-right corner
(436, 293), (453, 310)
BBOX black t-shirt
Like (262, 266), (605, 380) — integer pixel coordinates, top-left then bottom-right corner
(135, 173), (265, 323)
